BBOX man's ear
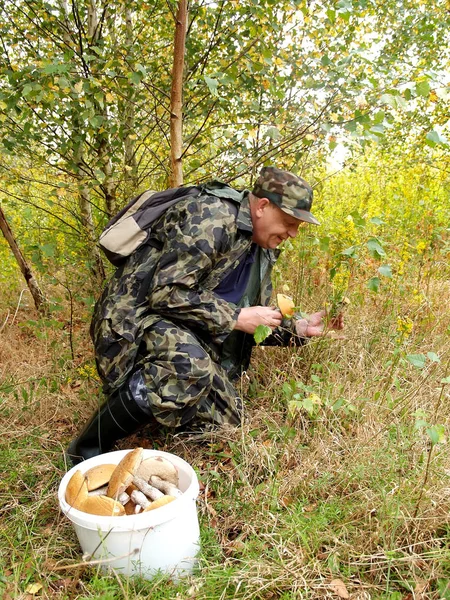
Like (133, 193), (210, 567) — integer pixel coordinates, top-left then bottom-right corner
(254, 197), (271, 217)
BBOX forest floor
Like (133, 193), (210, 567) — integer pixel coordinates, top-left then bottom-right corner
(1, 272), (450, 600)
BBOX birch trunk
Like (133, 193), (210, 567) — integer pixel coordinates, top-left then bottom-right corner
(122, 6), (138, 194)
(169, 0), (188, 187)
(89, 0), (117, 216)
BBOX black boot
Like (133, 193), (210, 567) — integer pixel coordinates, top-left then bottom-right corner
(67, 375), (155, 465)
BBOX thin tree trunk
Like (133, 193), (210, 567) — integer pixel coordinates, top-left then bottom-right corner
(0, 204), (48, 315)
(123, 6), (138, 193)
(89, 0), (117, 216)
(169, 0), (188, 187)
(73, 118), (106, 282)
(77, 179), (106, 282)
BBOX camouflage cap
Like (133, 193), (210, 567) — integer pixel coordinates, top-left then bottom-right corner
(252, 166), (320, 225)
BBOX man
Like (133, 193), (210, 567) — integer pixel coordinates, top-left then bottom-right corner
(67, 166), (343, 465)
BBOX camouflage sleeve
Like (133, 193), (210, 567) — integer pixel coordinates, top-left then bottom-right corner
(148, 195), (240, 344)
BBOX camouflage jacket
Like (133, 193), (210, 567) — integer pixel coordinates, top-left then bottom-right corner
(91, 184), (299, 392)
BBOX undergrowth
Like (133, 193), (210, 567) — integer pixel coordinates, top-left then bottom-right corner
(0, 157), (449, 599)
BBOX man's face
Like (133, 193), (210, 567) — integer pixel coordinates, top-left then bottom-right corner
(250, 196), (304, 249)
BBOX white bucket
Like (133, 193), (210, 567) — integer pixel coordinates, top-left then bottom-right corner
(58, 449), (200, 580)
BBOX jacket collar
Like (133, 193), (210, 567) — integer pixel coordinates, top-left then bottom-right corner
(236, 192), (253, 234)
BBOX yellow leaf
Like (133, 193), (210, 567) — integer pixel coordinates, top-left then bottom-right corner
(26, 583), (43, 595)
(330, 579), (349, 599)
(429, 90), (438, 102)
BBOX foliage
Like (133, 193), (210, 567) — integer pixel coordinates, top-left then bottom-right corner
(0, 0), (448, 267)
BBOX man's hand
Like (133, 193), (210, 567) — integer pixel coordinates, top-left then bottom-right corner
(295, 310), (344, 338)
(235, 306), (282, 334)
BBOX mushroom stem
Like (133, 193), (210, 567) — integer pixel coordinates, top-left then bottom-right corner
(130, 490), (150, 509)
(150, 475), (183, 497)
(88, 485), (109, 497)
(133, 476), (164, 500)
(118, 491), (130, 505)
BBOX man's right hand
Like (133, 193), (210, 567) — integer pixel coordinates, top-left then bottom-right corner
(234, 306), (282, 334)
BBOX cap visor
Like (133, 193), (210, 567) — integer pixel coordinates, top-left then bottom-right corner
(281, 207), (320, 225)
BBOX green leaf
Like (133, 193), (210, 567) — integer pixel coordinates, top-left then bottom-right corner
(441, 377), (450, 384)
(426, 424), (446, 446)
(426, 352), (440, 363)
(350, 210), (365, 227)
(367, 277), (380, 292)
(341, 245), (358, 257)
(344, 120), (357, 132)
(319, 236), (330, 252)
(41, 243), (55, 258)
(204, 75), (219, 96)
(265, 126), (281, 140)
(380, 93), (397, 108)
(416, 80), (430, 97)
(130, 71), (143, 85)
(425, 130), (448, 147)
(254, 325), (272, 344)
(367, 238), (386, 258)
(406, 354), (426, 368)
(326, 9), (336, 23)
(370, 216), (384, 225)
(378, 264), (392, 278)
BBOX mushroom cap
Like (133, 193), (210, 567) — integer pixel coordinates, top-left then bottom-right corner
(81, 495), (125, 516)
(107, 448), (144, 498)
(143, 495), (176, 512)
(120, 447), (144, 473)
(136, 456), (178, 486)
(277, 293), (295, 318)
(84, 464), (117, 491)
(65, 470), (88, 509)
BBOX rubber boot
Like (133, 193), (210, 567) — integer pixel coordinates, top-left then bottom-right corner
(66, 376), (155, 465)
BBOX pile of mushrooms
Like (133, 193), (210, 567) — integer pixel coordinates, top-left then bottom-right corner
(65, 448), (182, 516)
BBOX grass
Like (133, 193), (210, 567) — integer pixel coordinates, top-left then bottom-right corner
(1, 216), (450, 597)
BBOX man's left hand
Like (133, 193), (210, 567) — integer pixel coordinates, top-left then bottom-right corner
(295, 310), (344, 338)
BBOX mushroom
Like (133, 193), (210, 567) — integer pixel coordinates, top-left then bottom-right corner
(130, 489), (150, 510)
(88, 485), (108, 497)
(143, 495), (176, 512)
(81, 495), (125, 516)
(149, 475), (183, 497)
(107, 448), (143, 499)
(118, 491), (130, 505)
(276, 293), (295, 318)
(133, 476), (164, 501)
(84, 464), (117, 491)
(65, 470), (88, 510)
(135, 456), (178, 486)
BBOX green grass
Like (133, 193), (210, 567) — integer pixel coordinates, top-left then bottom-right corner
(1, 159), (450, 598)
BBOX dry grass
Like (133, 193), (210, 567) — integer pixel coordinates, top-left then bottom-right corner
(0, 270), (450, 599)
